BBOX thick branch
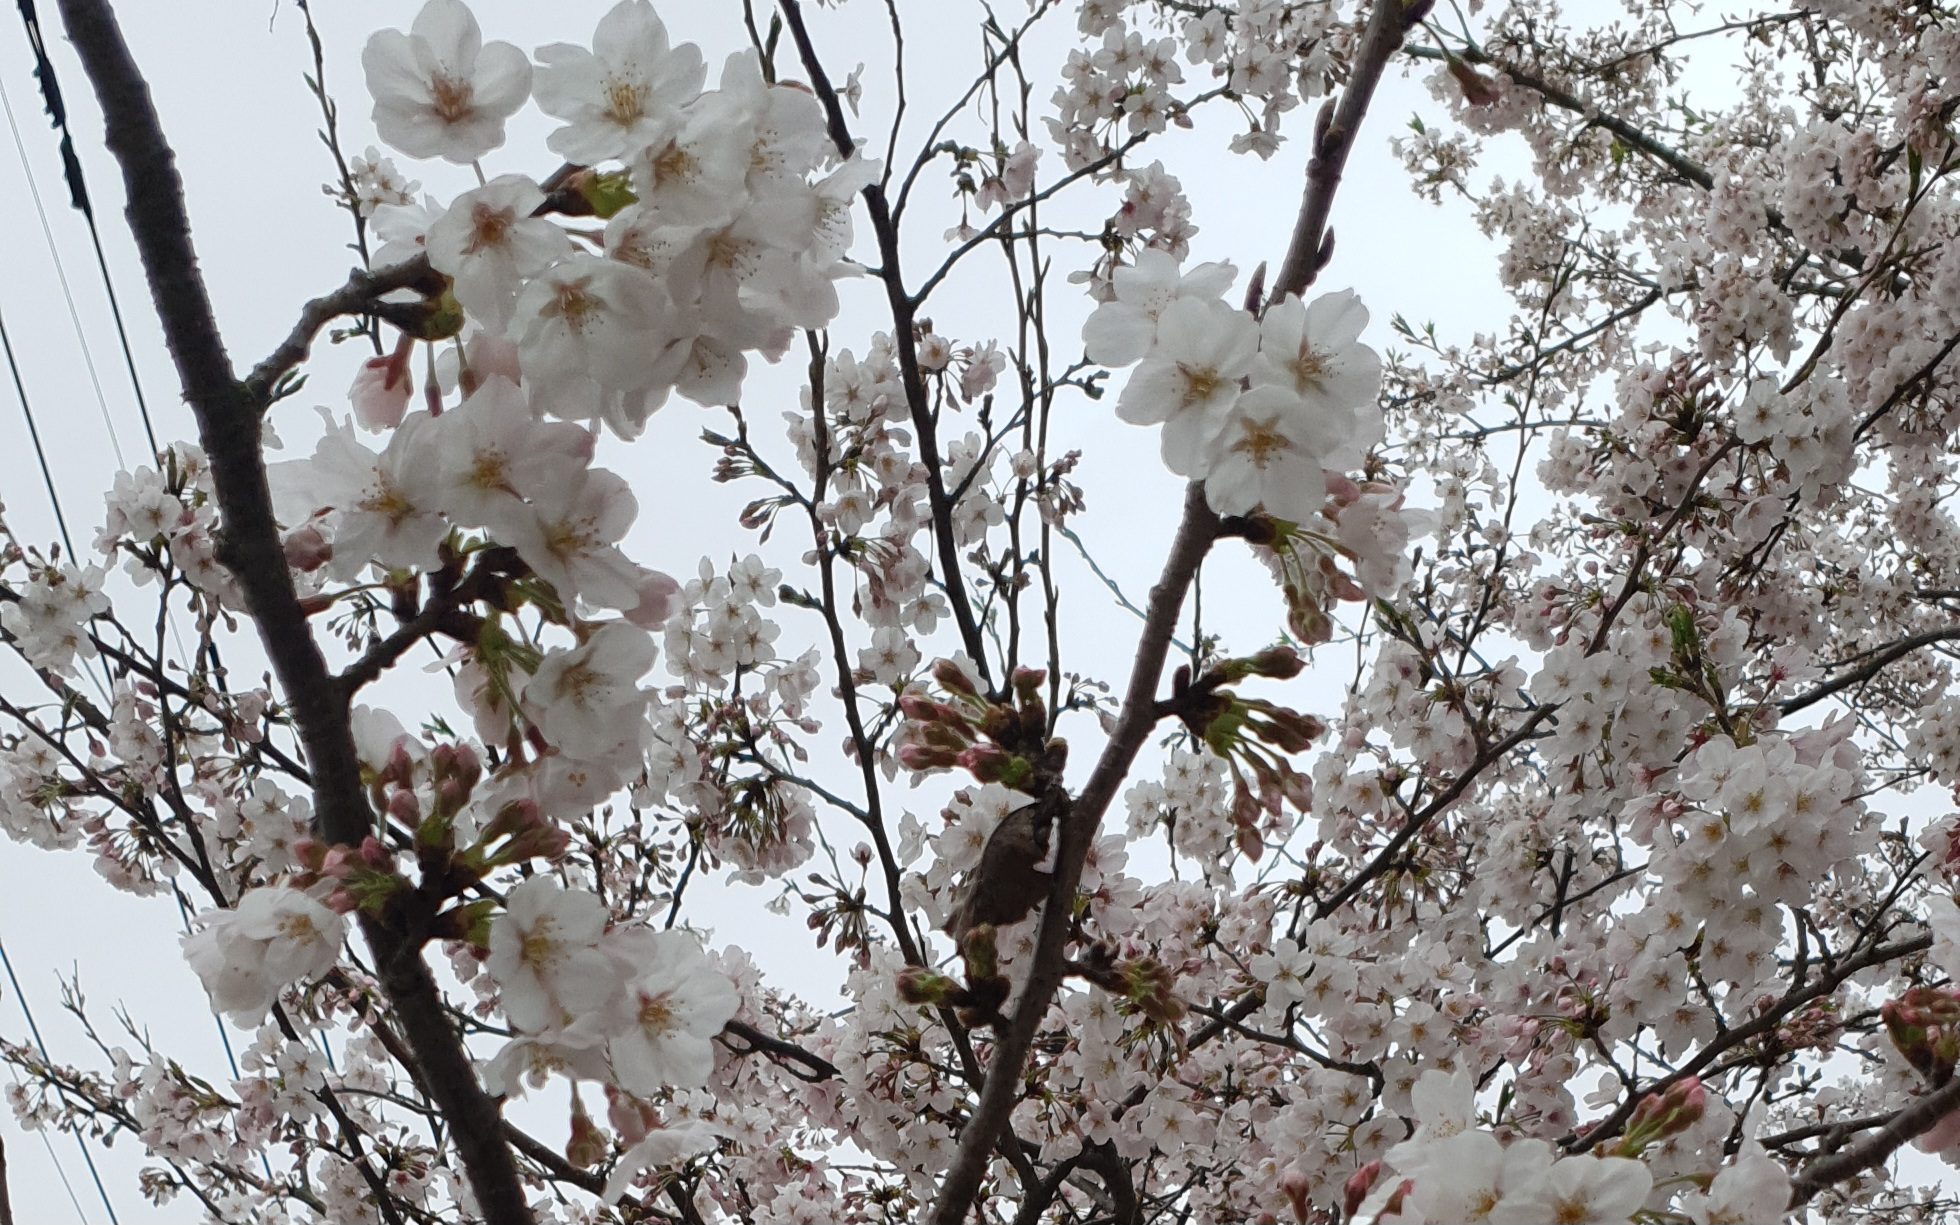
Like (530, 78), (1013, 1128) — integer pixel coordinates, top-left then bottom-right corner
(1273, 0), (1429, 299)
(925, 483), (1219, 1225)
(52, 3), (532, 1221)
(1788, 1074), (1960, 1207)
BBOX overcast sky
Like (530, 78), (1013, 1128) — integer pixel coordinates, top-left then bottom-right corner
(0, 1), (1515, 1218)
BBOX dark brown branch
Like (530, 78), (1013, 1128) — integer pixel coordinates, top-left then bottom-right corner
(1781, 625), (1960, 715)
(1273, 0), (1430, 299)
(504, 1122), (606, 1196)
(719, 1018), (841, 1082)
(0, 1136), (13, 1225)
(51, 3), (533, 1221)
(243, 256), (438, 406)
(925, 482), (1220, 1225)
(1788, 1074), (1960, 1207)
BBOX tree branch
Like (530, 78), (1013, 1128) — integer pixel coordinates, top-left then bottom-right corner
(51, 3), (532, 1221)
(778, 0), (995, 686)
(1273, 0), (1431, 300)
(925, 482), (1219, 1225)
(1788, 1073), (1960, 1207)
(1780, 624), (1960, 715)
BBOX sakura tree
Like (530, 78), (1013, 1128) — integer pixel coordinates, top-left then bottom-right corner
(5, 0), (1960, 1221)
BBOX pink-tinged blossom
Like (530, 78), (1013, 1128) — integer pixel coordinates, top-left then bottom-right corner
(603, 1121), (719, 1204)
(627, 89), (755, 229)
(181, 886), (345, 1025)
(1252, 290), (1384, 468)
(369, 194), (442, 269)
(484, 876), (616, 1033)
(1201, 385), (1333, 522)
(601, 926), (739, 1096)
(1399, 1131), (1555, 1224)
(0, 562), (109, 676)
(522, 621), (657, 761)
(362, 0), (531, 164)
(1115, 296), (1258, 476)
(499, 468), (642, 610)
(1678, 1150), (1791, 1224)
(426, 175), (570, 333)
(533, 0), (706, 164)
(714, 50), (832, 188)
(623, 567), (683, 629)
(512, 255), (687, 437)
(270, 412), (447, 581)
(433, 376), (594, 531)
(1489, 1155), (1652, 1225)
(976, 140), (1040, 211)
(1081, 249), (1237, 366)
(347, 146), (418, 216)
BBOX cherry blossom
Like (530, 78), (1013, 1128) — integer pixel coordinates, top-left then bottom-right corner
(361, 0), (530, 164)
(521, 621), (656, 760)
(484, 876), (615, 1032)
(1113, 296), (1258, 474)
(19, 1), (1960, 1222)
(425, 175), (571, 333)
(602, 927), (740, 1095)
(181, 885), (345, 1025)
(533, 0), (705, 164)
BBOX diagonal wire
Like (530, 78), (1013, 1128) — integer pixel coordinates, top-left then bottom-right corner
(0, 933), (118, 1225)
(3, 1066), (90, 1223)
(0, 68), (124, 471)
(0, 300), (78, 561)
(13, 0), (157, 459)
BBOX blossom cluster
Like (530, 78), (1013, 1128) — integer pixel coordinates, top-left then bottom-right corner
(1084, 249), (1384, 523)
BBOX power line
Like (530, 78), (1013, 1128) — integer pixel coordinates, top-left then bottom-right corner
(0, 68), (124, 470)
(13, 0), (159, 460)
(2, 1067), (90, 1223)
(0, 300), (79, 561)
(0, 933), (120, 1225)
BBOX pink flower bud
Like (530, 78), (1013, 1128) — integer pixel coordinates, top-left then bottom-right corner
(351, 352), (412, 432)
(1340, 1162), (1380, 1220)
(896, 742), (956, 771)
(386, 788), (421, 824)
(623, 567), (683, 630)
(282, 524), (333, 572)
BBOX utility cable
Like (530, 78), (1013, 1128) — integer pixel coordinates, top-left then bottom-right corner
(14, 0), (158, 459)
(0, 932), (119, 1225)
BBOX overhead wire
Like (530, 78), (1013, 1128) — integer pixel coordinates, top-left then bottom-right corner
(13, 0), (158, 459)
(0, 933), (120, 1225)
(0, 70), (124, 470)
(0, 10), (214, 1222)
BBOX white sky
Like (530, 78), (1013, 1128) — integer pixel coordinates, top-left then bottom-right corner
(0, 0), (1517, 1218)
